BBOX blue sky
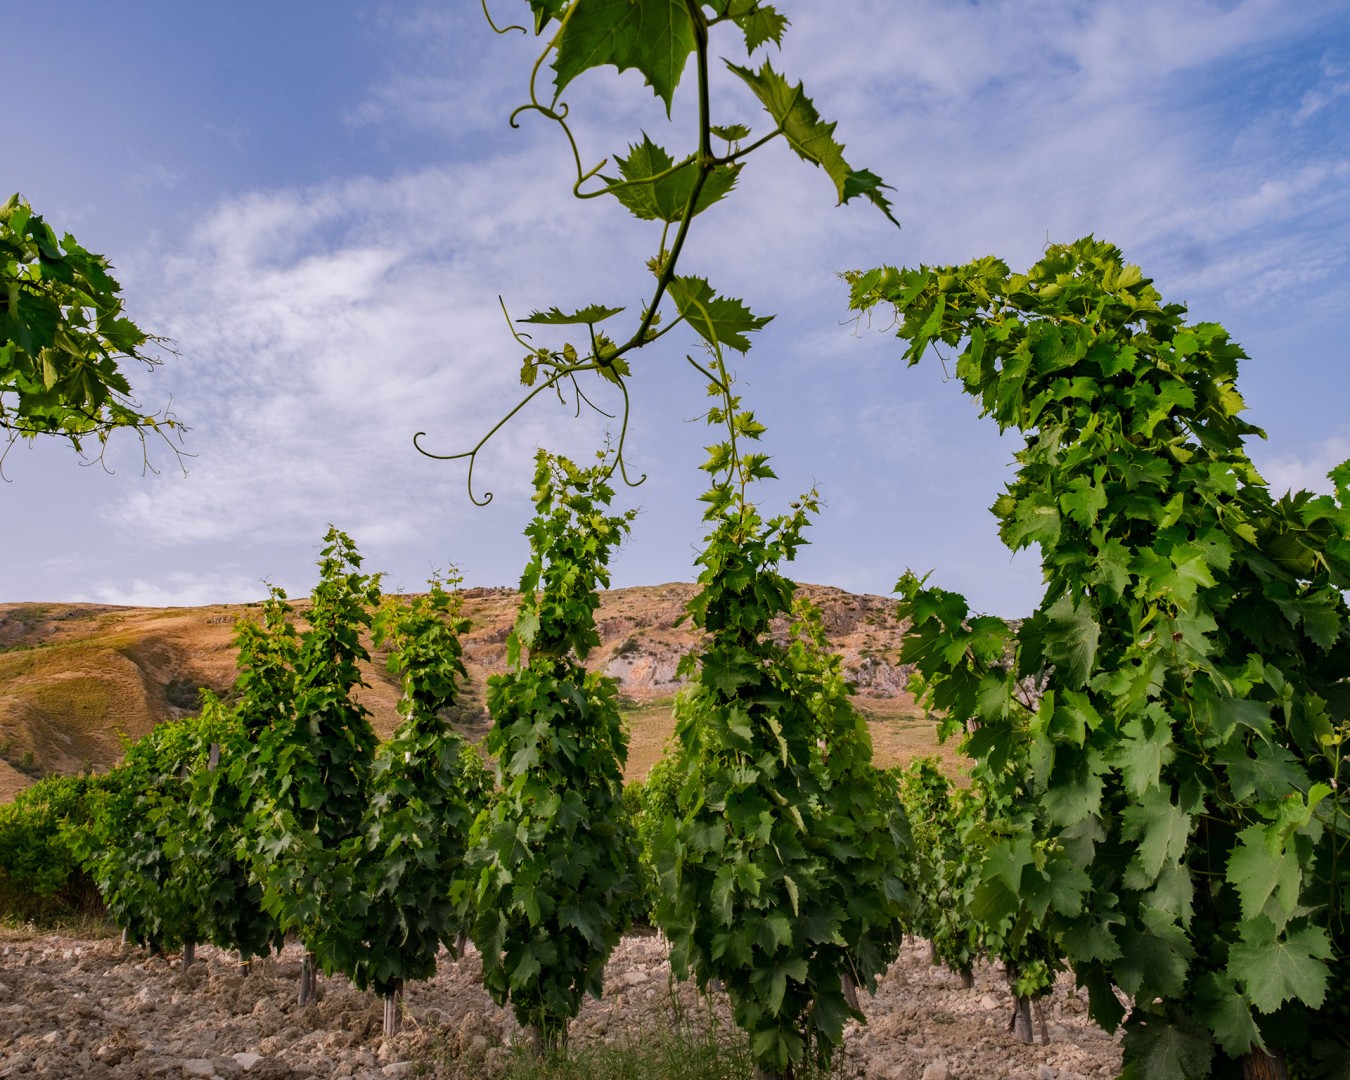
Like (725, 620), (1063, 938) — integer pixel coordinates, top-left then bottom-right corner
(5, 1), (1348, 617)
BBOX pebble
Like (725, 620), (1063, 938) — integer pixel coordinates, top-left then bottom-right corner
(980, 993), (1002, 1010)
(182, 1060), (218, 1078)
(922, 1061), (950, 1080)
(1038, 1067), (1058, 1080)
(381, 1063), (414, 1078)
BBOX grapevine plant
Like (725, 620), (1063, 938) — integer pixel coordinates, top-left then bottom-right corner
(849, 239), (1350, 1079)
(241, 527), (383, 1002)
(81, 717), (210, 959)
(319, 576), (491, 1033)
(896, 758), (983, 988)
(653, 368), (911, 1079)
(178, 691), (282, 966)
(432, 6), (907, 1071)
(465, 450), (640, 1048)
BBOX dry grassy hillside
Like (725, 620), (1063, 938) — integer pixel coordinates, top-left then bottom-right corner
(0, 583), (946, 803)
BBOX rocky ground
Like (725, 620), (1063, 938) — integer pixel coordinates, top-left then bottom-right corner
(0, 928), (1121, 1079)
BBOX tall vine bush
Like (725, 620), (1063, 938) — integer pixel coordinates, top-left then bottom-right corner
(319, 576), (491, 1026)
(896, 758), (983, 987)
(653, 372), (910, 1079)
(178, 691), (282, 965)
(849, 238), (1350, 1079)
(465, 451), (639, 1048)
(241, 527), (382, 997)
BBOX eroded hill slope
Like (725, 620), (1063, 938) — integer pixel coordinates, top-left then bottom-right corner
(0, 583), (934, 802)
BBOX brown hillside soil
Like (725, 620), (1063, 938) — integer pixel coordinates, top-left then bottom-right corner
(0, 585), (949, 802)
(0, 928), (1121, 1079)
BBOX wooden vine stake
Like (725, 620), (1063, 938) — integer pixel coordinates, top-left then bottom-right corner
(1242, 1050), (1289, 1080)
(382, 978), (403, 1039)
(298, 951), (315, 1007)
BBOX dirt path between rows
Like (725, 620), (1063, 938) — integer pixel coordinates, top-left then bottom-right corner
(0, 929), (1121, 1079)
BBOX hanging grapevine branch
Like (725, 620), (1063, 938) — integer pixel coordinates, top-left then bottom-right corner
(419, 1), (898, 504)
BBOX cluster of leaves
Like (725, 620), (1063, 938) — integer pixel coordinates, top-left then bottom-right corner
(0, 193), (181, 468)
(652, 369), (909, 1079)
(466, 450), (640, 1047)
(895, 758), (983, 985)
(0, 772), (110, 922)
(79, 718), (211, 954)
(420, 2), (898, 501)
(316, 578), (492, 998)
(850, 238), (1350, 1078)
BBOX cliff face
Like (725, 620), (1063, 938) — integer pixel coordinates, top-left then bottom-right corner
(0, 583), (925, 801)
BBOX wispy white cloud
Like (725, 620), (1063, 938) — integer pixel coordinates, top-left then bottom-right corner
(1254, 435), (1350, 496)
(90, 570), (274, 608)
(9, 1), (1349, 618)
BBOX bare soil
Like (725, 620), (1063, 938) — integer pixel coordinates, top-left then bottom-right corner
(0, 928), (1120, 1079)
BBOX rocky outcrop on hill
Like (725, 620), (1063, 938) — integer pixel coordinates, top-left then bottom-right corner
(0, 583), (917, 801)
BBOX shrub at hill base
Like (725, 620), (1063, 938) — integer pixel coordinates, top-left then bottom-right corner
(0, 773), (108, 922)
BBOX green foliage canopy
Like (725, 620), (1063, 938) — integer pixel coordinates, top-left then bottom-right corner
(850, 237), (1350, 1077)
(0, 193), (182, 468)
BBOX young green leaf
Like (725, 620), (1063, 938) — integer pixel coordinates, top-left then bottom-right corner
(553, 0), (697, 114)
(725, 60), (899, 225)
(668, 275), (772, 352)
(520, 303), (625, 325)
(601, 134), (740, 222)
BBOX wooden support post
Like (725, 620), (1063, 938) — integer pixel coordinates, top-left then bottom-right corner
(382, 980), (404, 1039)
(298, 951), (315, 1006)
(1241, 1049), (1289, 1080)
(1033, 997), (1050, 1045)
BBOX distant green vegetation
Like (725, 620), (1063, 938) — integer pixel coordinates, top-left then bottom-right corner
(0, 773), (109, 923)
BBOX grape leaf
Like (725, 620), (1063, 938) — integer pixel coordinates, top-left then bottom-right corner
(1042, 594), (1100, 688)
(711, 123), (751, 142)
(668, 275), (772, 352)
(1121, 785), (1192, 888)
(1113, 919), (1193, 999)
(1193, 972), (1264, 1058)
(520, 304), (625, 325)
(553, 0), (696, 113)
(706, 1), (788, 50)
(1120, 1017), (1214, 1080)
(528, 0), (568, 32)
(725, 59), (899, 225)
(1226, 823), (1301, 927)
(1228, 917), (1331, 1014)
(601, 134), (740, 222)
(1214, 740), (1307, 801)
(1107, 705), (1174, 798)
